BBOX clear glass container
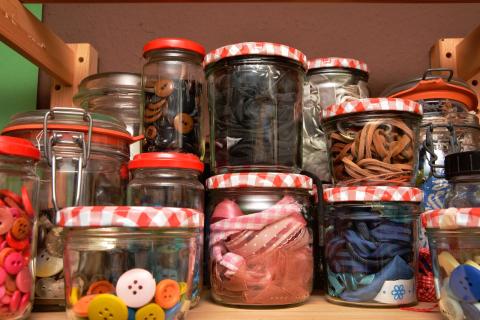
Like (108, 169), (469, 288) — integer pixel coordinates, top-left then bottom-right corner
(444, 151), (480, 208)
(321, 98), (423, 186)
(127, 152), (204, 307)
(2, 108), (133, 310)
(205, 42), (306, 174)
(303, 58), (369, 182)
(60, 206), (203, 320)
(0, 137), (40, 319)
(324, 187), (421, 307)
(206, 173), (314, 306)
(142, 38), (206, 158)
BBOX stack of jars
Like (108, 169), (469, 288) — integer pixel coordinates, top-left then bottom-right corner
(321, 97), (424, 307)
(203, 42), (315, 306)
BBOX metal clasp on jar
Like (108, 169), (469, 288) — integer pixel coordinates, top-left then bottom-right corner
(43, 108), (93, 212)
(423, 123), (459, 178)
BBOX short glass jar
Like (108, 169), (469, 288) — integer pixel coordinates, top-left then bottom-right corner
(60, 206), (203, 320)
(321, 98), (423, 186)
(204, 42), (307, 174)
(324, 186), (422, 307)
(303, 58), (369, 182)
(422, 208), (480, 320)
(0, 136), (40, 319)
(142, 38), (206, 158)
(444, 151), (480, 207)
(206, 172), (314, 306)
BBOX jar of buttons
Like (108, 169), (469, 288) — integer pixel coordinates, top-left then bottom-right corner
(60, 206), (203, 320)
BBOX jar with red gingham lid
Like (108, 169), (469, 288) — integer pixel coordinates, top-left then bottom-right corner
(204, 42), (307, 174)
(321, 97), (423, 186)
(206, 172), (314, 306)
(422, 208), (480, 320)
(59, 206), (203, 320)
(323, 186), (422, 307)
(303, 57), (370, 184)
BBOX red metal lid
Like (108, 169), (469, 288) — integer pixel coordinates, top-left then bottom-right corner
(0, 136), (40, 160)
(422, 208), (480, 229)
(324, 186), (423, 202)
(128, 152), (204, 172)
(203, 42), (308, 69)
(308, 57), (369, 73)
(206, 172), (313, 189)
(143, 38), (206, 57)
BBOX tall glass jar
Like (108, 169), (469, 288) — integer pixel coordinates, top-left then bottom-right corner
(303, 57), (370, 183)
(59, 206), (203, 320)
(0, 136), (40, 319)
(324, 186), (422, 307)
(204, 42), (307, 174)
(142, 38), (206, 158)
(206, 173), (314, 306)
(2, 108), (136, 310)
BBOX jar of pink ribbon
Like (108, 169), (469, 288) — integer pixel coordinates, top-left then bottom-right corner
(206, 172), (314, 306)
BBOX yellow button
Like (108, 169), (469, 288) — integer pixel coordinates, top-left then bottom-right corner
(439, 251), (460, 276)
(135, 303), (165, 320)
(179, 282), (187, 296)
(70, 287), (79, 305)
(88, 294), (128, 320)
(465, 260), (480, 270)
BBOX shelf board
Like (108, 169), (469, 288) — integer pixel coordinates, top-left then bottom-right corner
(30, 294), (440, 320)
(19, 0), (480, 3)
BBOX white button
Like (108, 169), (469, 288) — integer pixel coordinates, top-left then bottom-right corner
(439, 296), (464, 320)
(115, 268), (156, 308)
(36, 249), (63, 278)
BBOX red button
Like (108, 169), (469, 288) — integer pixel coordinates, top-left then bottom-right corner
(3, 252), (24, 275)
(21, 187), (34, 218)
(0, 209), (13, 235)
(6, 233), (28, 251)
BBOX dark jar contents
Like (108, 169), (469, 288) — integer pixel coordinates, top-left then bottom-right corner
(142, 38), (207, 157)
(204, 42), (307, 174)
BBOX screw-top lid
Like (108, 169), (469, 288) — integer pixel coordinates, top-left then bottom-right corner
(422, 208), (480, 230)
(203, 42), (308, 69)
(0, 136), (40, 160)
(322, 98), (423, 121)
(308, 57), (369, 73)
(58, 206), (204, 228)
(324, 186), (423, 203)
(445, 151), (480, 179)
(143, 38), (206, 57)
(128, 152), (204, 172)
(206, 172), (313, 190)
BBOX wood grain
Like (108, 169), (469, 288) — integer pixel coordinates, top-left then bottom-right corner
(18, 0), (480, 3)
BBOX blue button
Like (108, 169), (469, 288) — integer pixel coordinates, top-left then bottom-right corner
(128, 307), (136, 320)
(460, 302), (480, 320)
(449, 265), (480, 303)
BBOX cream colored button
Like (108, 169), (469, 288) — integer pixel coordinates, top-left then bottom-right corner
(465, 260), (480, 270)
(36, 249), (63, 278)
(439, 251), (460, 276)
(439, 296), (464, 320)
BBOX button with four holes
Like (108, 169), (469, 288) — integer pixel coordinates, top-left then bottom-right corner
(116, 269), (156, 308)
(449, 264), (480, 303)
(135, 303), (165, 320)
(88, 293), (128, 320)
(88, 280), (116, 295)
(35, 249), (63, 278)
(73, 294), (98, 318)
(155, 279), (180, 309)
(154, 80), (174, 98)
(10, 217), (30, 240)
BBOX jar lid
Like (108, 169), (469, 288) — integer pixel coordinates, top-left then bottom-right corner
(206, 173), (313, 190)
(381, 69), (478, 111)
(128, 152), (204, 172)
(0, 136), (40, 160)
(422, 208), (480, 230)
(58, 206), (204, 228)
(203, 42), (308, 69)
(143, 38), (206, 57)
(445, 151), (480, 179)
(322, 98), (423, 121)
(323, 186), (423, 203)
(308, 57), (369, 73)
(74, 72), (141, 103)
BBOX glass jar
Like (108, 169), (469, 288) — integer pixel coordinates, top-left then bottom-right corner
(324, 186), (422, 307)
(422, 208), (480, 320)
(74, 72), (142, 158)
(303, 58), (370, 183)
(206, 173), (314, 306)
(444, 151), (480, 207)
(127, 152), (204, 307)
(0, 137), (40, 319)
(204, 42), (307, 174)
(142, 38), (206, 158)
(321, 98), (423, 186)
(2, 108), (136, 310)
(59, 206), (203, 320)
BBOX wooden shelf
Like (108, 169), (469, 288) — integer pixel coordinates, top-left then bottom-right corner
(30, 294), (441, 320)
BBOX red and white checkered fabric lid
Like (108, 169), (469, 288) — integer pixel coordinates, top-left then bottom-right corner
(322, 97), (423, 120)
(206, 173), (313, 190)
(324, 186), (423, 203)
(422, 208), (480, 229)
(308, 57), (369, 73)
(58, 206), (203, 228)
(203, 42), (308, 69)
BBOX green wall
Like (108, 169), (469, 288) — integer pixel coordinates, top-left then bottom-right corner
(0, 4), (43, 130)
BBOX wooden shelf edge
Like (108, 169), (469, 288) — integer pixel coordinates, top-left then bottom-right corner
(18, 0), (480, 3)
